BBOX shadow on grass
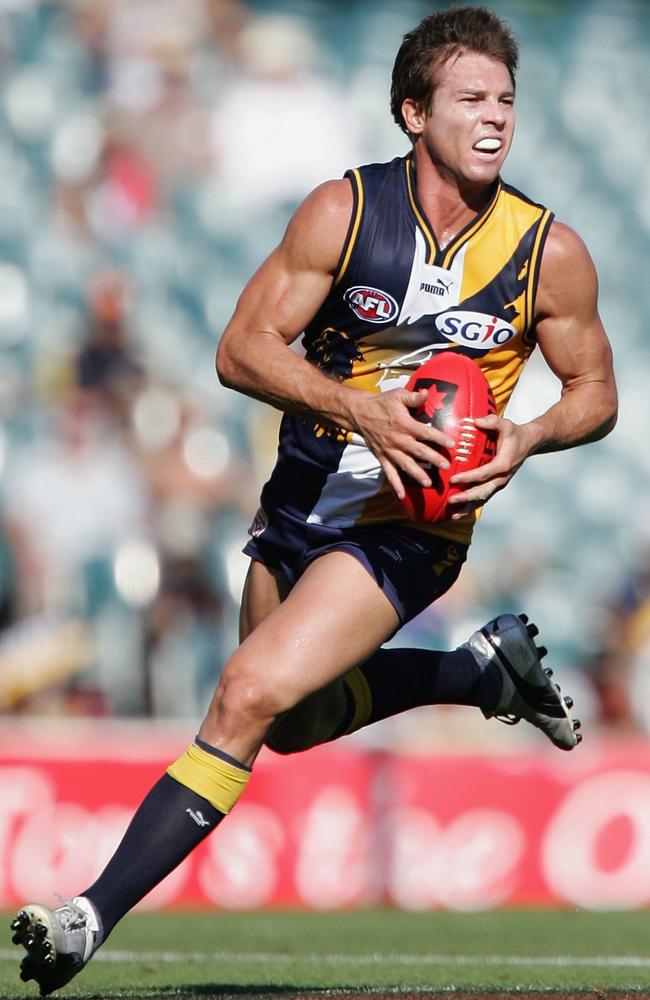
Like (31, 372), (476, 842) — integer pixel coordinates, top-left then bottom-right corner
(145, 986), (650, 1000)
(46, 989), (650, 1000)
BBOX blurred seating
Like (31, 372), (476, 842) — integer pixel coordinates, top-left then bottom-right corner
(0, 0), (647, 733)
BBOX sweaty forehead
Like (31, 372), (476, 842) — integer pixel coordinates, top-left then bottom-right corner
(434, 48), (514, 93)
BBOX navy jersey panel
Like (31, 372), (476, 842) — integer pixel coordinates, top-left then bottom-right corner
(305, 157), (416, 358)
(260, 412), (348, 527)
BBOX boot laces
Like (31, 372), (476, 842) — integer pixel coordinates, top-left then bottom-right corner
(54, 896), (88, 932)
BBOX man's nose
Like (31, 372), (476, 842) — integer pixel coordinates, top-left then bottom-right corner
(483, 99), (507, 127)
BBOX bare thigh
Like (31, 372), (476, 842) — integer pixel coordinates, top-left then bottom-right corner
(237, 558), (353, 755)
(239, 558), (291, 641)
(198, 551), (400, 764)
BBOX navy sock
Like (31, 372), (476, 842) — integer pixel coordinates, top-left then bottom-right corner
(83, 773), (223, 939)
(339, 646), (502, 732)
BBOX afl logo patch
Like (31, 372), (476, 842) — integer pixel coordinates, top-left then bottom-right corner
(344, 286), (398, 324)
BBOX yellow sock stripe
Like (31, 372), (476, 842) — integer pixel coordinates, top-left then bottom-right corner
(167, 743), (250, 814)
(342, 667), (373, 735)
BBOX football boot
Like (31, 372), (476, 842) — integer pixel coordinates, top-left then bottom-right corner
(11, 895), (102, 996)
(464, 612), (581, 750)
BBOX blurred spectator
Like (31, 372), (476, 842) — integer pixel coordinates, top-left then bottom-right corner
(133, 389), (230, 511)
(3, 387), (149, 615)
(208, 13), (363, 210)
(587, 548), (650, 732)
(76, 268), (144, 421)
(144, 554), (227, 717)
(85, 134), (158, 241)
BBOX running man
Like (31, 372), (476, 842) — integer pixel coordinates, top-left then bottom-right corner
(13, 6), (617, 994)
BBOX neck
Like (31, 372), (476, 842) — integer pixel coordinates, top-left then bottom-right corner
(410, 143), (497, 249)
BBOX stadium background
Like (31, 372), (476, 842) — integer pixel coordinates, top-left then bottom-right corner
(1, 0), (650, 917)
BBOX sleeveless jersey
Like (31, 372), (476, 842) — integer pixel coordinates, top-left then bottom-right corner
(259, 153), (554, 545)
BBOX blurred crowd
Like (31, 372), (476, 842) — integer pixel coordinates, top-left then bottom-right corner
(0, 0), (302, 718)
(0, 0), (648, 739)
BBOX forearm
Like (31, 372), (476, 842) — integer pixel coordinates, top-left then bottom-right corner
(521, 379), (618, 456)
(217, 328), (361, 432)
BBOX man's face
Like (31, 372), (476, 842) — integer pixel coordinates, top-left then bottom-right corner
(408, 49), (515, 187)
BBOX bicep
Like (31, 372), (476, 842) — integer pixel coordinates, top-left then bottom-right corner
(218, 179), (353, 357)
(534, 222), (615, 390)
(224, 246), (335, 350)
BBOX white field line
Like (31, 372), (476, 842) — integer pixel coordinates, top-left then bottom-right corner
(2, 949), (650, 968)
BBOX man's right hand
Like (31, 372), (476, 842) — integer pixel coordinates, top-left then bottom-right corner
(346, 386), (456, 500)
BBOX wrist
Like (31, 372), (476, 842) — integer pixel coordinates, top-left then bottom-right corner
(334, 384), (367, 434)
(521, 418), (548, 457)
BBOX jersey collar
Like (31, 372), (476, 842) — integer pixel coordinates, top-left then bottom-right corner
(404, 153), (502, 268)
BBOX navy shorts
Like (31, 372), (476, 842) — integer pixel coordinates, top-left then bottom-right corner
(243, 506), (467, 625)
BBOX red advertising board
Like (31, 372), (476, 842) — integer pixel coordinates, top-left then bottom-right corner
(1, 731), (649, 910)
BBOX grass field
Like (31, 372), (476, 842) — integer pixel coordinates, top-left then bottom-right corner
(3, 908), (650, 999)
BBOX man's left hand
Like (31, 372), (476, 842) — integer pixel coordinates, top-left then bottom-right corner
(447, 413), (538, 520)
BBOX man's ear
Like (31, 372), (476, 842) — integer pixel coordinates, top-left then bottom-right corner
(401, 98), (426, 136)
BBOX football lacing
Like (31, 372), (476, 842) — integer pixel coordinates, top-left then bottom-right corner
(455, 417), (476, 462)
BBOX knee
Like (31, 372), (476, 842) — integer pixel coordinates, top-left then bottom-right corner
(209, 670), (289, 732)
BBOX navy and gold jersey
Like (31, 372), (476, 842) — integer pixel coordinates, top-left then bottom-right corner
(258, 153), (553, 546)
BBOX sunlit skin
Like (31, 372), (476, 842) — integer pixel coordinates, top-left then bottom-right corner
(402, 50), (515, 243)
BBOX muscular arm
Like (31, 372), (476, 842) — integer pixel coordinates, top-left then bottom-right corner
(217, 180), (455, 497)
(216, 180), (356, 426)
(449, 221), (618, 513)
(516, 222), (617, 452)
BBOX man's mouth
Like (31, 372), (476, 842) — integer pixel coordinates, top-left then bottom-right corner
(473, 137), (502, 153)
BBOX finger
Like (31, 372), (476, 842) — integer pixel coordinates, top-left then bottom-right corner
(448, 489), (490, 506)
(474, 414), (501, 429)
(381, 457), (407, 500)
(407, 440), (451, 471)
(449, 501), (479, 521)
(397, 455), (433, 489)
(450, 457), (503, 485)
(406, 417), (456, 450)
(402, 388), (430, 408)
(448, 478), (506, 505)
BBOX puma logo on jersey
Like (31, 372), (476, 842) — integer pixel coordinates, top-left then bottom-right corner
(419, 278), (452, 296)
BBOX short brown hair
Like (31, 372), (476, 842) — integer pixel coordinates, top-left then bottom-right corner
(390, 6), (518, 137)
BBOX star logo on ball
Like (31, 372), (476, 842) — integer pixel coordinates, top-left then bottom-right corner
(429, 382), (452, 412)
(427, 380), (456, 429)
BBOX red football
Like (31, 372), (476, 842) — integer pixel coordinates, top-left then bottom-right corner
(400, 352), (497, 523)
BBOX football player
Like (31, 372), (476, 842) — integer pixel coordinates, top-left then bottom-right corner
(13, 6), (616, 993)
